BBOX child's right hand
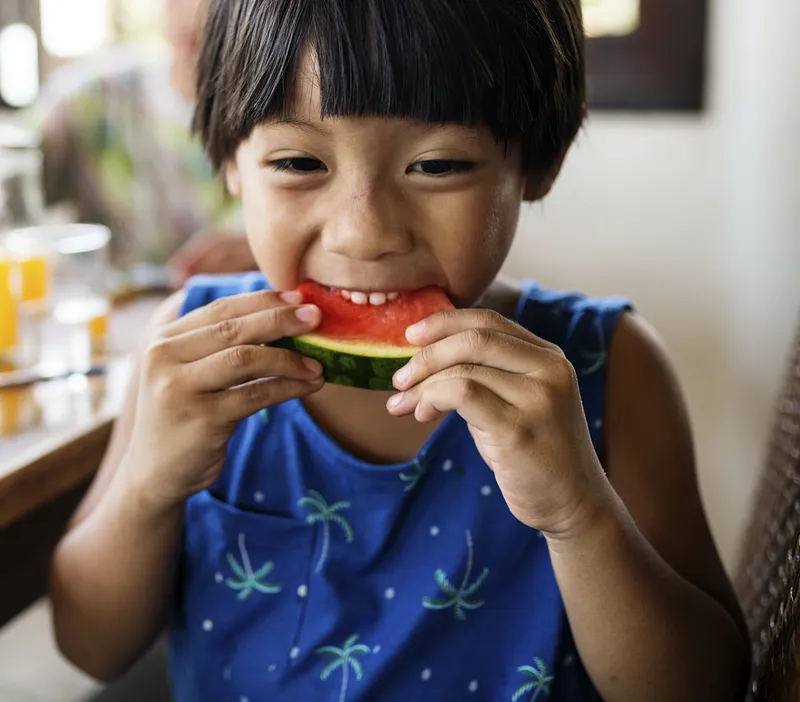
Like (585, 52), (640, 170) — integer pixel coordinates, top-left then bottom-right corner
(124, 290), (323, 507)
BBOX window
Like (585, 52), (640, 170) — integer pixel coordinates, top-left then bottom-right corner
(0, 22), (38, 107)
(0, 0), (42, 109)
(40, 0), (108, 58)
(584, 0), (709, 111)
(584, 0), (640, 38)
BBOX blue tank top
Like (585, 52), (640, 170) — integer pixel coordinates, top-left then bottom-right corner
(169, 272), (631, 702)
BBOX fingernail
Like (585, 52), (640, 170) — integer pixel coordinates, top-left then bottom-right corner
(303, 357), (323, 375)
(393, 364), (411, 387)
(406, 320), (425, 339)
(295, 305), (319, 323)
(387, 393), (404, 409)
(281, 290), (303, 304)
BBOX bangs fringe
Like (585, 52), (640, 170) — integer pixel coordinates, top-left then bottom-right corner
(195, 0), (585, 172)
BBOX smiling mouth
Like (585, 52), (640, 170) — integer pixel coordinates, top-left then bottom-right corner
(322, 285), (401, 306)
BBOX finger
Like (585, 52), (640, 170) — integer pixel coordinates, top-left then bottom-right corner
(393, 328), (545, 390)
(159, 303), (320, 362)
(388, 367), (514, 431)
(161, 289), (305, 338)
(406, 308), (556, 350)
(189, 344), (322, 392)
(216, 375), (325, 422)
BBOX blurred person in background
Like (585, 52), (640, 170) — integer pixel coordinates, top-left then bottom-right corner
(29, 0), (257, 288)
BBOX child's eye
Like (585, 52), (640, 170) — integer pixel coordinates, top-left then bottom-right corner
(270, 158), (326, 173)
(408, 160), (474, 176)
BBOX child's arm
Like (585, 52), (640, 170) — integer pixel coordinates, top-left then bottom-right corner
(389, 310), (749, 702)
(49, 290), (325, 681)
(546, 315), (749, 702)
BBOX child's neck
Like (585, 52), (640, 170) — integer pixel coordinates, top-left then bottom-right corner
(299, 277), (521, 464)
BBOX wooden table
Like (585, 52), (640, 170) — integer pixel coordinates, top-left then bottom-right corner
(0, 296), (163, 628)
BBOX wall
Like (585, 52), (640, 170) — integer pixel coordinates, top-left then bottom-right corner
(502, 0), (800, 568)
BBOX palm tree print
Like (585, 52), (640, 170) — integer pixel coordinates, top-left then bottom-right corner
(399, 457), (426, 492)
(317, 634), (371, 702)
(422, 530), (489, 621)
(577, 317), (608, 376)
(511, 657), (554, 701)
(298, 490), (354, 574)
(225, 533), (281, 599)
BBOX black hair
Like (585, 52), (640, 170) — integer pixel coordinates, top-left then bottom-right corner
(194, 0), (585, 174)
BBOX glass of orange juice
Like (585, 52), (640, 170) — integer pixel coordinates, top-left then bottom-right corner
(5, 224), (111, 372)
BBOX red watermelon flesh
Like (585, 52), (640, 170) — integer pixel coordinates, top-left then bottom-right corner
(295, 281), (454, 348)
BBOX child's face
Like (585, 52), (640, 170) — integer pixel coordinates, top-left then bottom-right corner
(225, 59), (545, 307)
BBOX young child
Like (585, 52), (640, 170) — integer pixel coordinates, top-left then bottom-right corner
(49, 1), (750, 700)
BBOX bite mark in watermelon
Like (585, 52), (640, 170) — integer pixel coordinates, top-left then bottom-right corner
(274, 281), (454, 390)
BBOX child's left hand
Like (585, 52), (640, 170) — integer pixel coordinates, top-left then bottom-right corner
(387, 309), (611, 538)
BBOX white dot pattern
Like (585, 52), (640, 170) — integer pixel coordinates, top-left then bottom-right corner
(384, 587), (396, 600)
(254, 491), (265, 502)
(442, 459), (453, 472)
(202, 620), (213, 631)
(480, 485), (492, 496)
(289, 647), (300, 660)
(430, 526), (440, 536)
(421, 669), (432, 681)
(469, 680), (479, 692)
(297, 584), (308, 598)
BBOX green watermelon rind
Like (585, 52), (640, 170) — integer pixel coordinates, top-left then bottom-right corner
(273, 334), (417, 391)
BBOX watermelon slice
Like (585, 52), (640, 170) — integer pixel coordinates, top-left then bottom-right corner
(274, 281), (454, 390)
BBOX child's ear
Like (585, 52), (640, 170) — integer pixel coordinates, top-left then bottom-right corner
(522, 149), (568, 202)
(523, 105), (584, 202)
(225, 158), (242, 197)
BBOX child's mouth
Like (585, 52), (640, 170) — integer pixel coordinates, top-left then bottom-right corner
(312, 281), (449, 307)
(328, 287), (400, 306)
(316, 282), (407, 306)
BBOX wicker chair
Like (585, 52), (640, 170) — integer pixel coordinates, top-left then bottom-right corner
(735, 318), (800, 702)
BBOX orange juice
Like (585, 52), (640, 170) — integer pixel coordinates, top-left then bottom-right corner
(19, 254), (50, 303)
(88, 311), (108, 338)
(0, 389), (22, 436)
(0, 259), (18, 354)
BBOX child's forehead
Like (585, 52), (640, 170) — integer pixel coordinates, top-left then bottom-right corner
(275, 50), (487, 141)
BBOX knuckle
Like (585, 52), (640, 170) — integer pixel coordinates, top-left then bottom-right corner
(536, 355), (577, 404)
(242, 380), (272, 406)
(482, 309), (505, 326)
(415, 344), (435, 369)
(456, 378), (479, 403)
(551, 355), (578, 389)
(464, 327), (492, 354)
(206, 296), (232, 320)
(213, 316), (241, 345)
(142, 339), (172, 376)
(227, 344), (255, 370)
(252, 289), (274, 306)
(265, 305), (286, 329)
(276, 348), (304, 372)
(452, 363), (479, 381)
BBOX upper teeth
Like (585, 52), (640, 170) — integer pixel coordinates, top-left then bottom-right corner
(340, 290), (399, 305)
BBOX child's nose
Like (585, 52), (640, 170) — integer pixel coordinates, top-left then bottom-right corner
(321, 185), (413, 261)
